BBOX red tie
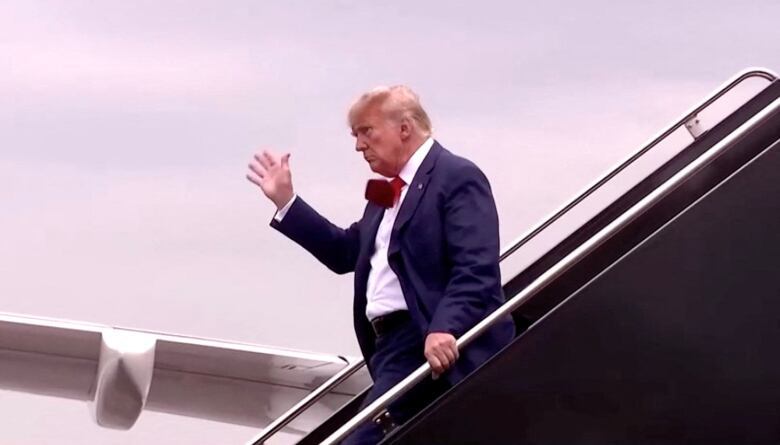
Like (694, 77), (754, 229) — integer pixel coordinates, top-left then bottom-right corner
(390, 176), (406, 205)
(365, 177), (406, 208)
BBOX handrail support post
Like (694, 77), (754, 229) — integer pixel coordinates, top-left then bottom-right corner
(685, 114), (706, 139)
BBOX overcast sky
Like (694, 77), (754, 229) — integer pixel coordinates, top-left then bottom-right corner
(2, 0), (779, 443)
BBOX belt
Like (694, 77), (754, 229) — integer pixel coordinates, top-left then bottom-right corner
(370, 311), (411, 336)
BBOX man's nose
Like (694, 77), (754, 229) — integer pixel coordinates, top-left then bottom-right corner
(355, 139), (367, 152)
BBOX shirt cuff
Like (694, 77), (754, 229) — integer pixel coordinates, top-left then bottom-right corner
(273, 195), (297, 222)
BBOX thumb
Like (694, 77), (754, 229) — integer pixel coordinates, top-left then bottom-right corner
(282, 153), (291, 169)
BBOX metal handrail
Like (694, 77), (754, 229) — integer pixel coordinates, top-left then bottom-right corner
(247, 358), (366, 444)
(320, 80), (780, 444)
(499, 67), (776, 262)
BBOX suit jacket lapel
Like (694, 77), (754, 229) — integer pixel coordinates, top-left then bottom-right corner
(388, 142), (443, 257)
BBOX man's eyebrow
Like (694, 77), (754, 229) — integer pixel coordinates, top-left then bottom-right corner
(352, 125), (370, 135)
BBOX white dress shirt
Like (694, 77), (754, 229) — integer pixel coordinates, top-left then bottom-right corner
(274, 195), (296, 221)
(274, 137), (435, 321)
(365, 137), (433, 320)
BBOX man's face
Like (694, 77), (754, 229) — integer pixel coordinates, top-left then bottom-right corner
(351, 106), (403, 177)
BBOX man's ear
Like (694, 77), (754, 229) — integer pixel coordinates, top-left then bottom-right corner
(399, 117), (412, 141)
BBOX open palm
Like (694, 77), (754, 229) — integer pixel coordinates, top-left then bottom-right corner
(247, 150), (294, 209)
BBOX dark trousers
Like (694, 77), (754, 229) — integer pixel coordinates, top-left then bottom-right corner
(342, 317), (450, 445)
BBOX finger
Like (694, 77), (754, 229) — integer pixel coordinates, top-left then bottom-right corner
(262, 151), (277, 167)
(443, 346), (457, 368)
(426, 353), (444, 374)
(433, 349), (452, 371)
(246, 173), (263, 188)
(281, 153), (291, 169)
(255, 153), (272, 170)
(445, 339), (459, 362)
(431, 371), (440, 381)
(440, 345), (457, 364)
(248, 162), (266, 178)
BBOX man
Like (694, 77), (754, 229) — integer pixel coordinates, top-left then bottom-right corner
(247, 86), (514, 444)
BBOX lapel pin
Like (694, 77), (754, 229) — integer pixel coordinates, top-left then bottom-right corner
(417, 183), (423, 190)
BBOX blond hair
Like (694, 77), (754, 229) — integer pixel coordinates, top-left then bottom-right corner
(348, 85), (432, 136)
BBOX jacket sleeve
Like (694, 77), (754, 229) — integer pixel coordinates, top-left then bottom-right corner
(270, 196), (360, 275)
(428, 163), (502, 337)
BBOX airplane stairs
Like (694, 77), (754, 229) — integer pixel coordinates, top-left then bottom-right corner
(276, 68), (780, 445)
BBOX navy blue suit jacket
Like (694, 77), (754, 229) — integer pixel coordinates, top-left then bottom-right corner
(271, 141), (515, 384)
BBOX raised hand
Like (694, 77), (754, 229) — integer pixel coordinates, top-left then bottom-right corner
(246, 150), (294, 210)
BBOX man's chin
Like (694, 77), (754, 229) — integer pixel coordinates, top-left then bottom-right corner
(367, 163), (388, 176)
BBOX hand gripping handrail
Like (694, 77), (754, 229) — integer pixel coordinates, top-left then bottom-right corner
(319, 72), (779, 445)
(249, 68), (777, 445)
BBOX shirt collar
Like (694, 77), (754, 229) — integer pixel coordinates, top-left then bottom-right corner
(397, 137), (434, 185)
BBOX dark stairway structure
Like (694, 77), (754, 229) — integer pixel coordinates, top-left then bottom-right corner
(251, 68), (780, 445)
(387, 78), (780, 444)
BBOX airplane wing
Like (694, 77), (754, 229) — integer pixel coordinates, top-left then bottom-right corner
(0, 312), (370, 437)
